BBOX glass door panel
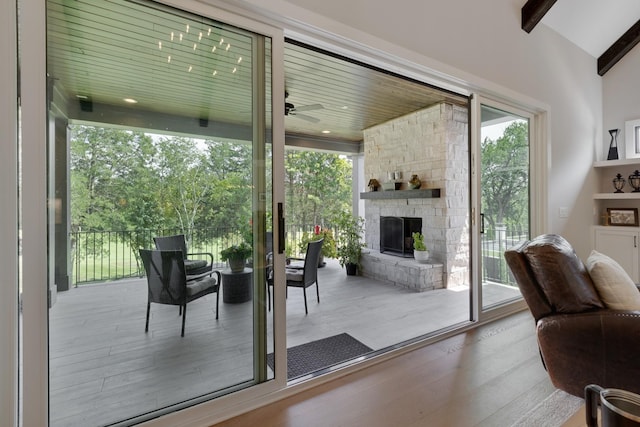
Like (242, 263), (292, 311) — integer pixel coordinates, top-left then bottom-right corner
(480, 104), (528, 310)
(46, 0), (273, 424)
(279, 41), (473, 379)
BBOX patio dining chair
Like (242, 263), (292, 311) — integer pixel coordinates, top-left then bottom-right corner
(153, 234), (214, 281)
(284, 238), (323, 315)
(139, 249), (221, 337)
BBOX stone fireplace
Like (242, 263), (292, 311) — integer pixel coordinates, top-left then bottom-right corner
(359, 102), (469, 291)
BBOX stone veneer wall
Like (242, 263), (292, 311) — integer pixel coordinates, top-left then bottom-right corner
(362, 102), (469, 288)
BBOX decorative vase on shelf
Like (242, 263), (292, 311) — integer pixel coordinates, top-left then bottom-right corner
(607, 129), (620, 160)
(613, 173), (626, 193)
(629, 170), (640, 192)
(408, 174), (421, 189)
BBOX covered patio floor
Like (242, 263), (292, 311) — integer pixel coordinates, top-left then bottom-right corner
(49, 258), (521, 427)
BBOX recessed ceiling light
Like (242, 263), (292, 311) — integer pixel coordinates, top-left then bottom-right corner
(341, 106), (349, 110)
(322, 130), (331, 134)
(123, 98), (138, 104)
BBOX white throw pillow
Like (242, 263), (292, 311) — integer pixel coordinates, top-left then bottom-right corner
(585, 250), (640, 310)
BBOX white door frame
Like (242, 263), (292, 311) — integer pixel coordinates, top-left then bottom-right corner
(0, 1), (19, 426)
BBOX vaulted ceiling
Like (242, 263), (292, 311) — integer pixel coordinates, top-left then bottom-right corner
(522, 0), (640, 75)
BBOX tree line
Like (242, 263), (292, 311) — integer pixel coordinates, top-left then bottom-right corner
(70, 125), (353, 252)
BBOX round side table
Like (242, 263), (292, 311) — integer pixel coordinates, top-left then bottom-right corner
(221, 268), (253, 303)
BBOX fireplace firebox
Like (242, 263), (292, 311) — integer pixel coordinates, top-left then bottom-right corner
(380, 216), (422, 257)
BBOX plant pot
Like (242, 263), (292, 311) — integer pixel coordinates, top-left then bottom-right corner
(413, 250), (430, 264)
(228, 258), (246, 273)
(345, 262), (358, 276)
(318, 254), (326, 268)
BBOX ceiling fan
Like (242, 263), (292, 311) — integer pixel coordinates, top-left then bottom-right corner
(285, 91), (323, 123)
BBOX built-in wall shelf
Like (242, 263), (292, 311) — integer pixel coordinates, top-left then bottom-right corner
(594, 159), (640, 168)
(594, 192), (640, 200)
(360, 188), (441, 200)
(593, 159), (640, 200)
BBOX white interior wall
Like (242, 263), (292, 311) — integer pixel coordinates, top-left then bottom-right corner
(603, 45), (640, 154)
(230, 0), (603, 258)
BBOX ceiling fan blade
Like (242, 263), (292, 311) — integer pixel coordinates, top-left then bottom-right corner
(291, 113), (321, 123)
(293, 103), (323, 112)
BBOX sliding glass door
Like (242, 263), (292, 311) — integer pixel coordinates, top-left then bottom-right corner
(41, 0), (277, 424)
(477, 102), (530, 310)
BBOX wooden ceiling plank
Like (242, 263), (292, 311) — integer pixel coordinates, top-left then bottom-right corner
(49, 0), (468, 144)
(521, 0), (558, 33)
(598, 19), (640, 76)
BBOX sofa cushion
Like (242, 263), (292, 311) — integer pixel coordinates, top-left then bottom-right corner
(586, 250), (640, 310)
(523, 234), (603, 313)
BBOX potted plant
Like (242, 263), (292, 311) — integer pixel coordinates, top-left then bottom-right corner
(335, 212), (365, 276)
(220, 242), (252, 273)
(412, 232), (430, 263)
(298, 227), (337, 267)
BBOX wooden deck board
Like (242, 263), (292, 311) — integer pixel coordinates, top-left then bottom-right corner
(49, 258), (522, 426)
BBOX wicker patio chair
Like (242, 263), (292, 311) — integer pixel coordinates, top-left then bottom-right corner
(153, 234), (214, 281)
(139, 249), (221, 337)
(284, 238), (323, 315)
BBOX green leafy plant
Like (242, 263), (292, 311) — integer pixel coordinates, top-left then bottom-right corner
(220, 242), (252, 261)
(298, 228), (337, 259)
(334, 212), (365, 269)
(412, 232), (427, 251)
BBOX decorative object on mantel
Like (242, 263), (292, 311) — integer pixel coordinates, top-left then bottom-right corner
(629, 170), (640, 192)
(383, 171), (401, 190)
(367, 178), (380, 192)
(607, 128), (620, 160)
(412, 232), (429, 263)
(408, 174), (421, 189)
(381, 182), (396, 191)
(613, 173), (626, 193)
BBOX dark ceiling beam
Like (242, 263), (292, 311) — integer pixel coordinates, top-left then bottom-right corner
(598, 19), (640, 76)
(521, 0), (558, 33)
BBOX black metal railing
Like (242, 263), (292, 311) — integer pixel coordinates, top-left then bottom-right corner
(480, 226), (528, 286)
(70, 224), (527, 286)
(70, 223), (325, 286)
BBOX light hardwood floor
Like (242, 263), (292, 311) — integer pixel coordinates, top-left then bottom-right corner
(213, 310), (583, 427)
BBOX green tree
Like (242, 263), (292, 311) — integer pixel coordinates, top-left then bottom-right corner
(285, 150), (352, 228)
(70, 126), (159, 231)
(155, 136), (214, 240)
(200, 140), (253, 237)
(70, 126), (160, 267)
(481, 121), (529, 233)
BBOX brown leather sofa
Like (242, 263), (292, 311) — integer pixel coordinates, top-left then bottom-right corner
(505, 234), (640, 397)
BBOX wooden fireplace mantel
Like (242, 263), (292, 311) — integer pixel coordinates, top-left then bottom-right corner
(360, 188), (441, 200)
